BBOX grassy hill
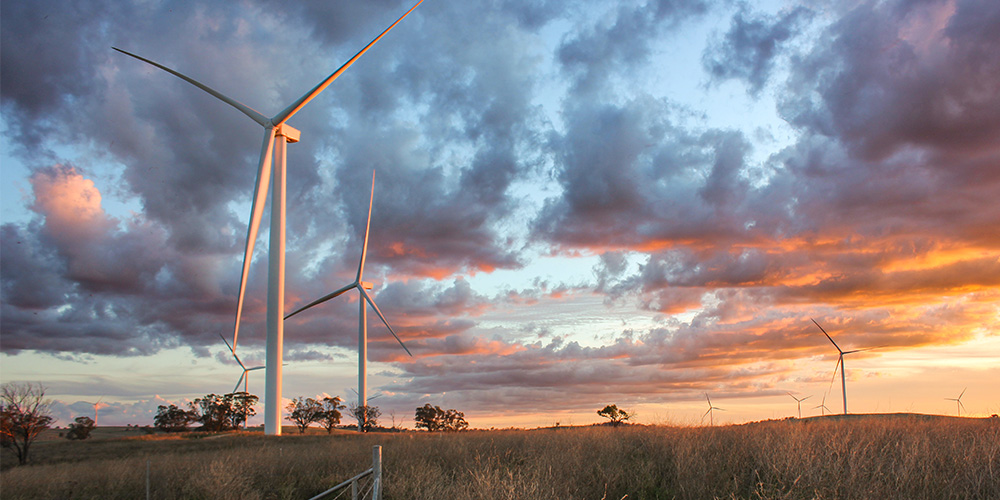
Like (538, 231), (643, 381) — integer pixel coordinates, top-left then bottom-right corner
(2, 414), (997, 499)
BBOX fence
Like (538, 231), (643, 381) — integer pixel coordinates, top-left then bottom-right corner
(307, 445), (383, 500)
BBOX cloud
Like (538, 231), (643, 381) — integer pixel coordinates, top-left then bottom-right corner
(702, 5), (812, 95)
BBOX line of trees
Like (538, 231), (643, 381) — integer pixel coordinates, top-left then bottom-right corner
(414, 404), (469, 432)
(153, 392), (259, 432)
(285, 396), (346, 433)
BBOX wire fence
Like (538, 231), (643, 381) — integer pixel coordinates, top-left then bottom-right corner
(307, 445), (382, 500)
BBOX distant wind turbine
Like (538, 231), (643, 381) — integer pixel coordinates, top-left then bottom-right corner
(114, 1), (422, 436)
(945, 388), (967, 417)
(788, 393), (812, 419)
(813, 394), (832, 416)
(220, 334), (265, 394)
(285, 171), (412, 432)
(812, 318), (880, 415)
(85, 397), (107, 427)
(702, 394), (724, 426)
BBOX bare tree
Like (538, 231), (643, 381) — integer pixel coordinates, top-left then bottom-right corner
(1, 382), (54, 465)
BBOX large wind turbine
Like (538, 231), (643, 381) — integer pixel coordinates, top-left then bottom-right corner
(702, 394), (724, 426)
(285, 171), (412, 432)
(220, 334), (265, 394)
(812, 318), (879, 415)
(115, 1), (422, 435)
(945, 388), (967, 417)
(787, 392), (812, 419)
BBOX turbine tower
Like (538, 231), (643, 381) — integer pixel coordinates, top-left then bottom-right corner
(115, 1), (422, 436)
(812, 318), (879, 415)
(702, 394), (724, 426)
(787, 392), (812, 419)
(285, 171), (412, 432)
(945, 388), (967, 417)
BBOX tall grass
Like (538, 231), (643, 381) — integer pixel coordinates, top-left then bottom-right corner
(1, 415), (997, 499)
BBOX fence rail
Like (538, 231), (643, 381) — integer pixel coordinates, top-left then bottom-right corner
(307, 445), (382, 500)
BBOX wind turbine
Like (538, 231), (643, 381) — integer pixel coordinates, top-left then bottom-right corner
(85, 397), (107, 427)
(114, 1), (422, 436)
(945, 388), (967, 417)
(787, 392), (812, 419)
(702, 394), (724, 426)
(285, 171), (412, 432)
(219, 334), (265, 394)
(813, 394), (832, 416)
(812, 318), (879, 415)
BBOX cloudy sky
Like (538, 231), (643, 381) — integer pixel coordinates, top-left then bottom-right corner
(2, 0), (998, 429)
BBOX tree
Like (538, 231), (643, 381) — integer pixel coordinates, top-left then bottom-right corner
(597, 404), (634, 427)
(286, 397), (324, 433)
(414, 404), (468, 432)
(350, 404), (381, 432)
(228, 392), (259, 430)
(66, 416), (96, 440)
(190, 394), (235, 432)
(318, 396), (345, 434)
(1, 382), (54, 465)
(153, 404), (197, 432)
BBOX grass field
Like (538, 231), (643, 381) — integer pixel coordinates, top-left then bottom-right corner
(2, 414), (997, 499)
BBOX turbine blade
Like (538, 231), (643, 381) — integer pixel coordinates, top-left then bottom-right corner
(959, 400), (967, 412)
(232, 129), (276, 349)
(357, 171), (375, 284)
(959, 387), (967, 399)
(811, 318), (843, 353)
(801, 396), (812, 402)
(247, 366), (266, 372)
(284, 282), (356, 319)
(219, 333), (235, 354)
(270, 1), (423, 126)
(360, 287), (412, 357)
(828, 356), (842, 390)
(702, 408), (711, 420)
(112, 47), (269, 127)
(234, 373), (246, 394)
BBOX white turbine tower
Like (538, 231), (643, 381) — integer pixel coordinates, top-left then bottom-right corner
(220, 334), (265, 394)
(945, 388), (967, 417)
(115, 1), (422, 436)
(702, 394), (724, 426)
(812, 318), (879, 415)
(285, 171), (412, 432)
(787, 392), (812, 419)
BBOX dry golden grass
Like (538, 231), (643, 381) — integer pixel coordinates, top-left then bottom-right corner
(1, 414), (997, 499)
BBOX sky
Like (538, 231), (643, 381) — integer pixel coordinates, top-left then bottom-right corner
(1, 0), (998, 429)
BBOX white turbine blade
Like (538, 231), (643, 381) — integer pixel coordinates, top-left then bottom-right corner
(247, 366), (266, 372)
(112, 47), (269, 127)
(234, 372), (246, 394)
(958, 387), (967, 400)
(271, 1), (423, 126)
(705, 394), (712, 406)
(219, 333), (236, 354)
(359, 287), (412, 356)
(828, 356), (842, 390)
(811, 318), (843, 353)
(702, 408), (712, 420)
(232, 128), (276, 348)
(801, 395), (812, 402)
(357, 171), (375, 284)
(284, 282), (357, 319)
(959, 400), (967, 412)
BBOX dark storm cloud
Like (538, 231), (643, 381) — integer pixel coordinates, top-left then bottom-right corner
(702, 5), (812, 95)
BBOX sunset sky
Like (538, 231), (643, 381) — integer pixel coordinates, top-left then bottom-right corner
(2, 0), (998, 429)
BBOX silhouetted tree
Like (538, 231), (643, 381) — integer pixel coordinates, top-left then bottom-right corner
(319, 396), (345, 433)
(414, 404), (468, 431)
(1, 382), (54, 465)
(228, 392), (259, 430)
(286, 397), (324, 433)
(154, 404), (197, 432)
(597, 404), (634, 427)
(350, 404), (381, 432)
(66, 416), (96, 440)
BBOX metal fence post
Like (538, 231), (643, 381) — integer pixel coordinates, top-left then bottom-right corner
(372, 445), (382, 500)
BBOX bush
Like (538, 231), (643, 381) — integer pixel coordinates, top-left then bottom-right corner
(67, 416), (96, 440)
